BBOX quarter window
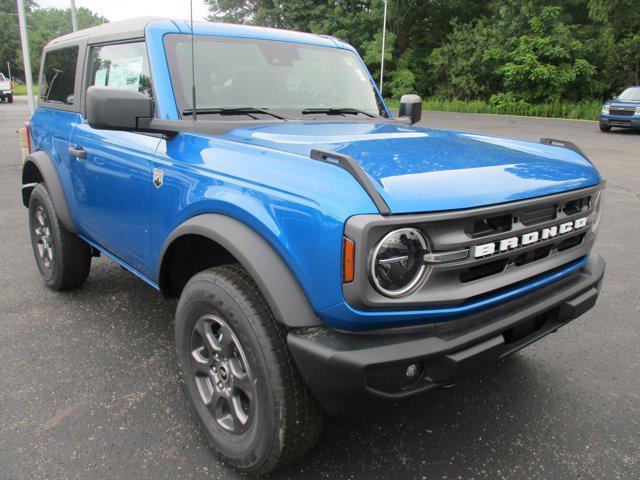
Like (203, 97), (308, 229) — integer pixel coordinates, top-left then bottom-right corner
(40, 46), (79, 105)
(88, 42), (152, 97)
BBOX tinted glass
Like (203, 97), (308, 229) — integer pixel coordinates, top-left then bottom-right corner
(88, 42), (152, 97)
(164, 35), (384, 116)
(40, 46), (79, 105)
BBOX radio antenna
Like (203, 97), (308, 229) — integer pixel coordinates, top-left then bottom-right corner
(190, 0), (197, 122)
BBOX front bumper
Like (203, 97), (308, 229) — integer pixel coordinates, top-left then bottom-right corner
(288, 254), (605, 416)
(600, 115), (640, 128)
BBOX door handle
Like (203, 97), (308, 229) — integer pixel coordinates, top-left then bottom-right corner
(68, 146), (87, 159)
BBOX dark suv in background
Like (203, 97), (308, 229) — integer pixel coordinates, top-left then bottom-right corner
(600, 86), (640, 131)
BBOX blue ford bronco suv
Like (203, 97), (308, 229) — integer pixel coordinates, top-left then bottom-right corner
(22, 18), (605, 475)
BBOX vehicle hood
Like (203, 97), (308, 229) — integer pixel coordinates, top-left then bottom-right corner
(222, 121), (601, 214)
(607, 100), (640, 107)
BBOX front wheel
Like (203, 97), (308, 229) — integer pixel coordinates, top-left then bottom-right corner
(175, 265), (323, 475)
(7, 94), (13, 103)
(599, 121), (611, 132)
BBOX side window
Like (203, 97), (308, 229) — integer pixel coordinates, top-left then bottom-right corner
(40, 46), (79, 105)
(88, 42), (152, 98)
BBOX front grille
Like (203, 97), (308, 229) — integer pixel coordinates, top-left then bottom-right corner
(343, 184), (601, 310)
(609, 107), (635, 117)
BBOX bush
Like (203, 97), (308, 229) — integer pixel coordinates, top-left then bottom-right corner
(12, 84), (38, 96)
(386, 96), (601, 120)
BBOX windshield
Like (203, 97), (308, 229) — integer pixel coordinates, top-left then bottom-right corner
(164, 34), (386, 117)
(618, 87), (640, 102)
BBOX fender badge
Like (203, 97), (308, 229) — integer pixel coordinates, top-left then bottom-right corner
(153, 168), (164, 188)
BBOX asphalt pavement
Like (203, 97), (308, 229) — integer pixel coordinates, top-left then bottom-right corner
(1, 96), (638, 479)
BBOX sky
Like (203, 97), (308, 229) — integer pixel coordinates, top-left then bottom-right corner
(36, 0), (211, 22)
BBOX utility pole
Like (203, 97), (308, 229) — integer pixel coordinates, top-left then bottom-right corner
(16, 0), (35, 113)
(379, 0), (388, 94)
(7, 62), (11, 81)
(70, 0), (78, 32)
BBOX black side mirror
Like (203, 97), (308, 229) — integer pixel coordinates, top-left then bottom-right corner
(399, 94), (422, 124)
(87, 86), (154, 131)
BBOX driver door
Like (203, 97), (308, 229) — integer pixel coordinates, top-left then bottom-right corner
(69, 41), (159, 277)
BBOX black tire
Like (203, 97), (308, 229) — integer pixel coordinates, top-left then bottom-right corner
(28, 183), (91, 290)
(175, 264), (323, 475)
(599, 122), (611, 132)
(7, 94), (12, 103)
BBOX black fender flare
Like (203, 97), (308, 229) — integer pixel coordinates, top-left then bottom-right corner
(158, 214), (321, 328)
(21, 151), (77, 233)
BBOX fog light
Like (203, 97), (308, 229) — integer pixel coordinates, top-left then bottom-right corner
(405, 362), (423, 382)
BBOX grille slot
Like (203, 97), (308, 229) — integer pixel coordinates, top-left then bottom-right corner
(471, 214), (512, 238)
(558, 233), (585, 252)
(460, 259), (508, 283)
(563, 196), (591, 216)
(514, 245), (553, 267)
(519, 205), (557, 226)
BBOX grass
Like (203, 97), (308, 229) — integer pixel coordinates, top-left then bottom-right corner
(386, 97), (602, 121)
(12, 84), (38, 96)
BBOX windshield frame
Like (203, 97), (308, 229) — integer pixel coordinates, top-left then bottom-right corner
(163, 33), (389, 120)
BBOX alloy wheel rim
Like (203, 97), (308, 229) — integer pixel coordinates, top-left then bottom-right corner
(34, 206), (54, 269)
(190, 314), (255, 434)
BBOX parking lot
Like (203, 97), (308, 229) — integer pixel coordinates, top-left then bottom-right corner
(1, 96), (638, 479)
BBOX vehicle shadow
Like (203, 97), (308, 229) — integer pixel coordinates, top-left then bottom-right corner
(24, 258), (581, 480)
(272, 345), (573, 479)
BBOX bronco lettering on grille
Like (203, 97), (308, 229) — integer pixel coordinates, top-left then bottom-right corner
(473, 217), (588, 258)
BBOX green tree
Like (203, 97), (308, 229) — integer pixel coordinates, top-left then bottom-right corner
(207, 0), (640, 103)
(0, 4), (105, 83)
(498, 6), (598, 102)
(24, 7), (106, 77)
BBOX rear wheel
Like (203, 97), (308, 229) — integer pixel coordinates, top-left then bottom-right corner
(175, 265), (323, 475)
(7, 94), (13, 103)
(28, 183), (91, 290)
(599, 121), (611, 132)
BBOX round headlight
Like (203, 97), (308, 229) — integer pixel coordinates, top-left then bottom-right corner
(591, 189), (604, 233)
(370, 228), (428, 297)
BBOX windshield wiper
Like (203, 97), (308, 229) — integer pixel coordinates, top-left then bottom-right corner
(182, 107), (288, 121)
(301, 107), (376, 118)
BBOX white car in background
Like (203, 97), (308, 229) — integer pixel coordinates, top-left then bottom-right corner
(0, 73), (13, 103)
